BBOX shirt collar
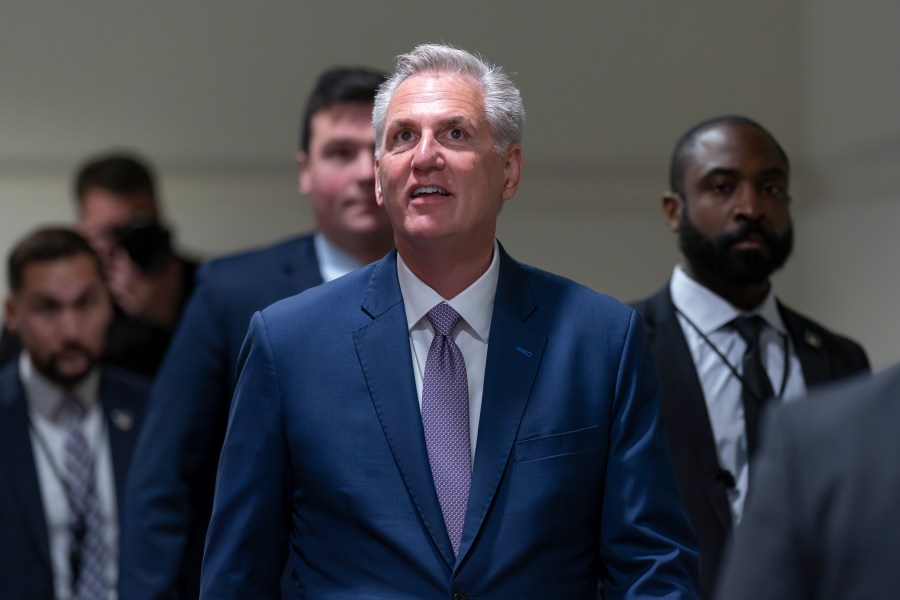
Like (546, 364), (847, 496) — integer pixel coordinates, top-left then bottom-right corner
(670, 264), (787, 335)
(19, 352), (101, 422)
(313, 232), (366, 282)
(397, 240), (500, 343)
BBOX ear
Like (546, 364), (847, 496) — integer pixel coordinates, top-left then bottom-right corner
(296, 151), (312, 196)
(4, 297), (18, 333)
(662, 192), (685, 232)
(500, 144), (524, 201)
(374, 159), (385, 207)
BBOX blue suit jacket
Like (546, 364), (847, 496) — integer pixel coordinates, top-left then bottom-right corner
(120, 235), (322, 600)
(0, 360), (149, 600)
(200, 246), (699, 599)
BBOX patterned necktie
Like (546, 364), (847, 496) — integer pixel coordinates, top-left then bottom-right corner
(731, 315), (776, 457)
(422, 303), (471, 556)
(60, 394), (108, 600)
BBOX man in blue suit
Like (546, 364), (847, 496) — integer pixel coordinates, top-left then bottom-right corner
(119, 67), (394, 599)
(0, 228), (149, 599)
(200, 44), (699, 599)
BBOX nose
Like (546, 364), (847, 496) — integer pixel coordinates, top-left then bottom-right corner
(410, 132), (443, 172)
(734, 183), (766, 221)
(58, 308), (81, 340)
(355, 150), (376, 182)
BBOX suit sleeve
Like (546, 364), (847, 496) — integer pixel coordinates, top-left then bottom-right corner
(600, 311), (700, 599)
(713, 409), (808, 600)
(200, 311), (290, 599)
(119, 267), (232, 599)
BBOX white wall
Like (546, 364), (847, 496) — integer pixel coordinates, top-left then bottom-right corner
(2, 1), (896, 367)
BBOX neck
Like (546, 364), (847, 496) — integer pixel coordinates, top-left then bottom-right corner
(682, 264), (771, 311)
(397, 238), (494, 299)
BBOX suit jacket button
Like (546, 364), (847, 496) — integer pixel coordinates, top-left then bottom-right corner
(452, 593), (468, 600)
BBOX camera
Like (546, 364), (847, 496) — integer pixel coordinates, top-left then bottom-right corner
(112, 216), (173, 273)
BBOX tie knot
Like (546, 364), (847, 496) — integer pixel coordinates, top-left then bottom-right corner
(731, 315), (767, 344)
(426, 303), (462, 337)
(59, 393), (86, 425)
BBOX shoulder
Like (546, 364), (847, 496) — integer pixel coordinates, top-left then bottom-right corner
(778, 302), (869, 367)
(629, 285), (672, 328)
(196, 234), (314, 284)
(100, 364), (152, 399)
(0, 361), (22, 408)
(770, 364), (898, 449)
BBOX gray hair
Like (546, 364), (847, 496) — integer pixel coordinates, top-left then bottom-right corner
(373, 43), (525, 158)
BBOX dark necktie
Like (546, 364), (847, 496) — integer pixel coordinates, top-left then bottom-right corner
(60, 394), (108, 599)
(730, 316), (776, 457)
(421, 303), (471, 556)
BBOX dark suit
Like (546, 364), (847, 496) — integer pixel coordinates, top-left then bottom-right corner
(716, 363), (900, 600)
(120, 235), (322, 600)
(201, 247), (699, 599)
(0, 360), (149, 599)
(632, 285), (870, 599)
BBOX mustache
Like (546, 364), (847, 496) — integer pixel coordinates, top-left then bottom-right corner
(51, 342), (93, 360)
(717, 220), (780, 249)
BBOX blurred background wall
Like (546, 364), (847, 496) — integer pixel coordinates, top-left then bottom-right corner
(1, 0), (897, 368)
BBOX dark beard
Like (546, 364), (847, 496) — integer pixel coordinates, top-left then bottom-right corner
(678, 211), (794, 285)
(32, 343), (97, 388)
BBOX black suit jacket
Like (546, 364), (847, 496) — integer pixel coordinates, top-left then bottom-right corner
(0, 359), (149, 599)
(716, 364), (900, 600)
(632, 284), (870, 599)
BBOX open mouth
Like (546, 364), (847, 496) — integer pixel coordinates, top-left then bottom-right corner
(411, 186), (451, 198)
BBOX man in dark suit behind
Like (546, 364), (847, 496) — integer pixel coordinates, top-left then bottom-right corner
(200, 43), (699, 599)
(717, 363), (899, 599)
(632, 115), (869, 598)
(0, 228), (149, 599)
(119, 67), (394, 599)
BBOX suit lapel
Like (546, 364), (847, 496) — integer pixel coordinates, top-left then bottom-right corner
(352, 251), (456, 568)
(778, 303), (832, 386)
(644, 289), (731, 531)
(456, 248), (546, 567)
(0, 366), (52, 575)
(99, 374), (140, 504)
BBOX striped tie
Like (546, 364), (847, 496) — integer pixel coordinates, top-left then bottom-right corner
(60, 394), (108, 599)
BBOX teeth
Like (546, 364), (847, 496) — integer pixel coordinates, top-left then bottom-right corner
(413, 186), (449, 197)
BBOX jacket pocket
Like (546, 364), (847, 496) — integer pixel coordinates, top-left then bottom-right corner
(514, 426), (600, 463)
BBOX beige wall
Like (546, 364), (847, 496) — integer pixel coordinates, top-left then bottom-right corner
(1, 1), (897, 367)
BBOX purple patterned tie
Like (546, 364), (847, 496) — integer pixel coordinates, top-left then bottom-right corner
(60, 394), (108, 599)
(422, 303), (471, 555)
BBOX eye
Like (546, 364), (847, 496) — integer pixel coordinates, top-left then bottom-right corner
(449, 128), (465, 140)
(396, 130), (413, 142)
(711, 182), (735, 195)
(761, 182), (785, 197)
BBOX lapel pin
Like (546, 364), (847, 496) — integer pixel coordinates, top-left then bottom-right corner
(515, 346), (532, 357)
(804, 330), (822, 350)
(110, 408), (134, 431)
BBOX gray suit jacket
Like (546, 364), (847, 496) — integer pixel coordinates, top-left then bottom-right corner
(716, 363), (900, 600)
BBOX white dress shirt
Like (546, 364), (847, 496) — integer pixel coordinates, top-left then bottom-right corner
(21, 353), (118, 600)
(397, 241), (500, 460)
(313, 232), (367, 283)
(669, 265), (806, 523)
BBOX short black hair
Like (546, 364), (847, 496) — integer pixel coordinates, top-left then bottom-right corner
(8, 228), (104, 294)
(668, 115), (790, 196)
(298, 67), (387, 153)
(74, 152), (157, 204)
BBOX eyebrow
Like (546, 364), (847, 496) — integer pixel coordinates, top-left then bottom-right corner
(702, 166), (788, 179)
(387, 115), (476, 131)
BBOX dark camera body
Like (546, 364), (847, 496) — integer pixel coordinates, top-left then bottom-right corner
(113, 217), (173, 273)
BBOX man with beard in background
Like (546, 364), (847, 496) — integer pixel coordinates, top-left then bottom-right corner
(632, 115), (870, 599)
